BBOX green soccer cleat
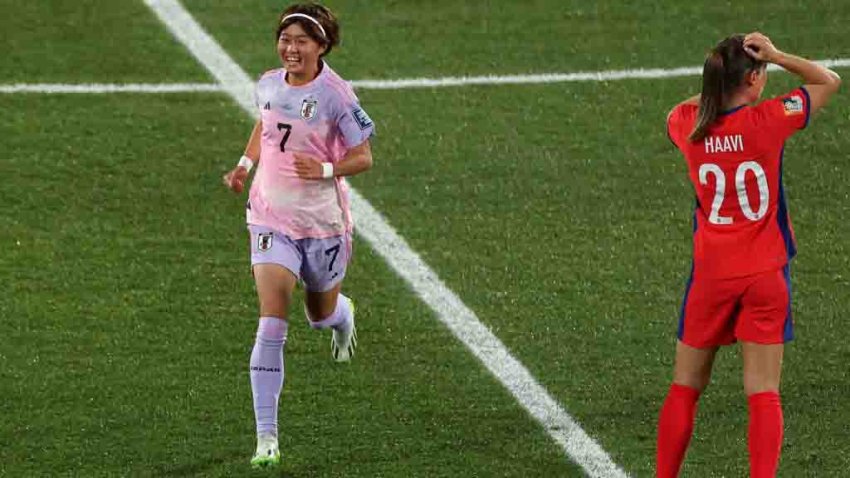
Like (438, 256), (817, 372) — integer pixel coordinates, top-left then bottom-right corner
(331, 298), (357, 362)
(250, 434), (280, 469)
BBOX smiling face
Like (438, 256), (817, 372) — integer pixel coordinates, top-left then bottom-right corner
(277, 22), (326, 83)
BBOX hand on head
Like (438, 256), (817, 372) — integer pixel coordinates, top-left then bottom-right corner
(743, 32), (781, 63)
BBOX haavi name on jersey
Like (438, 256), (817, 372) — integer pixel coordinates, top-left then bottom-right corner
(704, 134), (744, 154)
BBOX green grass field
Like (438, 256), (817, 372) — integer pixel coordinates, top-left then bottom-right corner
(2, 1), (849, 476)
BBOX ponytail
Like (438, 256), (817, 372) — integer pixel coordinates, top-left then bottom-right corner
(688, 35), (765, 142)
(690, 52), (725, 141)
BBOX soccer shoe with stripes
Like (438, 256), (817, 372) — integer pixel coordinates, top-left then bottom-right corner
(250, 434), (280, 469)
(331, 298), (357, 362)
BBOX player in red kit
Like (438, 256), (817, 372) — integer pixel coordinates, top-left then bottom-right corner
(657, 32), (840, 477)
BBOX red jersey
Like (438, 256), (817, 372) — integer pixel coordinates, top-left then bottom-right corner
(667, 87), (811, 279)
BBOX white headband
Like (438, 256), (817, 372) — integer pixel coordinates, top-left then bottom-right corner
(281, 13), (326, 39)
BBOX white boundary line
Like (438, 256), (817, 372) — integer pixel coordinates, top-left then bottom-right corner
(349, 59), (850, 89)
(3, 58), (849, 94)
(142, 0), (629, 476)
(0, 83), (223, 94)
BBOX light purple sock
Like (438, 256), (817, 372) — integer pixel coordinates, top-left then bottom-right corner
(307, 294), (352, 331)
(250, 316), (287, 438)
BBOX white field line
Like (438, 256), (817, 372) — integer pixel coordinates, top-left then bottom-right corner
(349, 58), (850, 89)
(0, 83), (222, 94)
(142, 0), (629, 476)
(5, 58), (848, 94)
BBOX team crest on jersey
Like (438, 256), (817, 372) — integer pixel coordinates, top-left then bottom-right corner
(257, 232), (273, 252)
(301, 98), (318, 120)
(783, 95), (803, 115)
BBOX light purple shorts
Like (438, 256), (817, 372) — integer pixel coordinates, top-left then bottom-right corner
(248, 225), (351, 292)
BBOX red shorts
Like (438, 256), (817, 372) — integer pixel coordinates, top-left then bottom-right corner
(678, 265), (793, 348)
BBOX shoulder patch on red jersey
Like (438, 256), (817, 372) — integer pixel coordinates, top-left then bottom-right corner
(782, 95), (804, 116)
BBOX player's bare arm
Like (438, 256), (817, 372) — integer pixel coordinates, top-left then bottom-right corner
(223, 119), (262, 193)
(293, 140), (372, 180)
(743, 32), (841, 113)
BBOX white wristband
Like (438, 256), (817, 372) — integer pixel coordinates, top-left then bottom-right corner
(237, 155), (254, 172)
(321, 162), (334, 179)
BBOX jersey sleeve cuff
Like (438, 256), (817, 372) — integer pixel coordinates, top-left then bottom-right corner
(799, 85), (812, 130)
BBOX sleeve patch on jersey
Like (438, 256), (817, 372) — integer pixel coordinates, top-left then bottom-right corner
(783, 96), (804, 115)
(352, 107), (373, 130)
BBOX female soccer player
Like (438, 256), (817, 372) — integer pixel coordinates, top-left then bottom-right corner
(222, 2), (374, 468)
(658, 32), (840, 477)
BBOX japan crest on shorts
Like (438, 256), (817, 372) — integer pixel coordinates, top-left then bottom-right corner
(301, 98), (318, 120)
(258, 232), (273, 252)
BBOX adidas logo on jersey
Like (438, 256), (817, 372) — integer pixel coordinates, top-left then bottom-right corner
(264, 102), (271, 110)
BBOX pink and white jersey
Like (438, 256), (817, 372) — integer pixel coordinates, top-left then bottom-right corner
(247, 62), (375, 239)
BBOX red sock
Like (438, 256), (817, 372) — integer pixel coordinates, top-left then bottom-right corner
(656, 383), (701, 478)
(748, 391), (783, 478)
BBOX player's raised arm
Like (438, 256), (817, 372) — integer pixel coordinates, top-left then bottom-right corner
(743, 32), (841, 114)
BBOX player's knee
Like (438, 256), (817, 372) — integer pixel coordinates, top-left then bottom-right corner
(303, 292), (339, 323)
(256, 293), (291, 319)
(258, 294), (289, 320)
(304, 301), (335, 322)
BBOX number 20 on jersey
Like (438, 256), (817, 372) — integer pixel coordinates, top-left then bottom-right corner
(698, 161), (769, 225)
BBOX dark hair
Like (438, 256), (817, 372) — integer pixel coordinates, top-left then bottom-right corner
(276, 3), (340, 58)
(689, 35), (765, 142)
